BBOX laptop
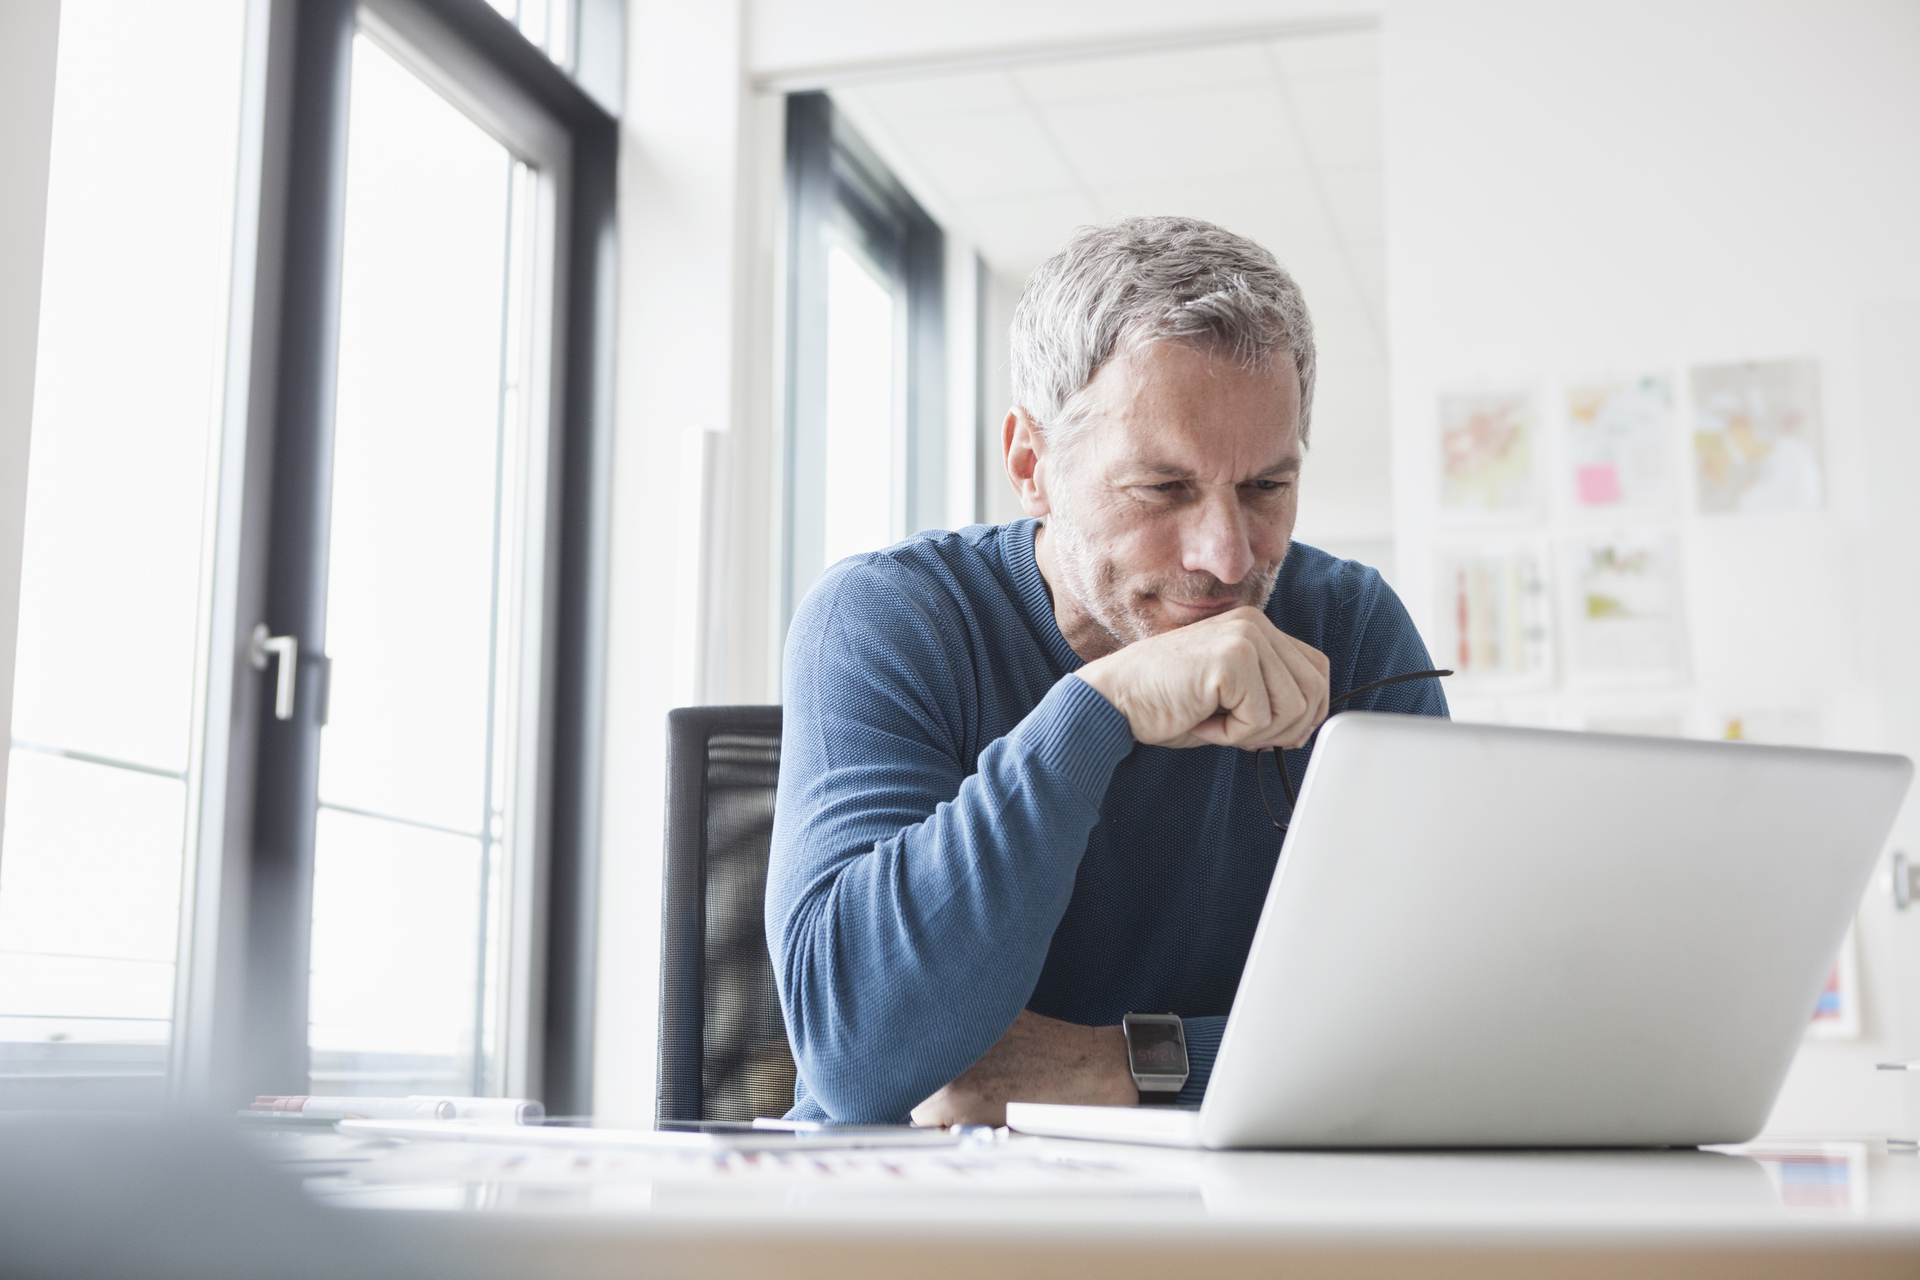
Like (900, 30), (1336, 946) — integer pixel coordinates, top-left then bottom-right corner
(1007, 712), (1911, 1149)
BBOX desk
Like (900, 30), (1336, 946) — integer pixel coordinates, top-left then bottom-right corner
(265, 1128), (1920, 1279)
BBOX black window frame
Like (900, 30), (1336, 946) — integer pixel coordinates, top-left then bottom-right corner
(781, 91), (945, 634)
(218, 0), (616, 1116)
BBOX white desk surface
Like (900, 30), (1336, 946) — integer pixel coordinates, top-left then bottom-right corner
(261, 1126), (1920, 1279)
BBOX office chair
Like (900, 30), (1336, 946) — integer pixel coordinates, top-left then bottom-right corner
(655, 705), (797, 1124)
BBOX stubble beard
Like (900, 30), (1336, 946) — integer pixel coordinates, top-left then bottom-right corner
(1046, 507), (1286, 650)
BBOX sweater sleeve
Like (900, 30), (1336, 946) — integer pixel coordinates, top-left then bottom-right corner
(767, 559), (1135, 1124)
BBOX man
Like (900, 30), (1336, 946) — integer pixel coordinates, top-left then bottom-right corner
(768, 216), (1446, 1126)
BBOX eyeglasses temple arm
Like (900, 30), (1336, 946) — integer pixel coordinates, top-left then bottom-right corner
(1327, 668), (1453, 708)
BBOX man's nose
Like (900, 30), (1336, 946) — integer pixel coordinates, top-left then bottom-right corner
(1181, 491), (1255, 586)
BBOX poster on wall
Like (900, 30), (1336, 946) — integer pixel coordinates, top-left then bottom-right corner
(1806, 926), (1860, 1040)
(1690, 358), (1824, 513)
(1434, 543), (1554, 686)
(1564, 374), (1674, 512)
(1558, 531), (1688, 683)
(1438, 389), (1539, 516)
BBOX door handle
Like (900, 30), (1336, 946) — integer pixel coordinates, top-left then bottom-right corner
(249, 624), (299, 721)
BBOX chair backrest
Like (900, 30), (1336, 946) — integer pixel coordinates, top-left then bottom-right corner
(656, 705), (796, 1125)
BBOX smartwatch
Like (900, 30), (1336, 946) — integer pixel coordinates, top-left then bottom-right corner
(1122, 1012), (1189, 1105)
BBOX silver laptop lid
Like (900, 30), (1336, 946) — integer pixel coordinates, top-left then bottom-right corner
(1201, 713), (1911, 1149)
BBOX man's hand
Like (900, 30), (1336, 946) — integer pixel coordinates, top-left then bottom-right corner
(910, 1010), (1138, 1128)
(1075, 606), (1331, 750)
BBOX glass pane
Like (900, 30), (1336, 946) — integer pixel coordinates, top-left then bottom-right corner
(320, 35), (510, 835)
(0, 753), (186, 1081)
(1, 0), (247, 1083)
(308, 810), (482, 1094)
(312, 33), (539, 1096)
(822, 242), (899, 566)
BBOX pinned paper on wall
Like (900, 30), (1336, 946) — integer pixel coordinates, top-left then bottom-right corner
(1721, 710), (1820, 748)
(1806, 927), (1860, 1040)
(1565, 375), (1673, 511)
(1435, 544), (1553, 684)
(1559, 532), (1687, 682)
(1439, 389), (1538, 514)
(1691, 359), (1824, 513)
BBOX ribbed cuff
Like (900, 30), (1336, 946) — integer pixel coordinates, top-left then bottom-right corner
(1177, 1015), (1225, 1108)
(1005, 674), (1135, 806)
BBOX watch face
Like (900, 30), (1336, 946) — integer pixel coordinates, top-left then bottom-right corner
(1127, 1019), (1186, 1075)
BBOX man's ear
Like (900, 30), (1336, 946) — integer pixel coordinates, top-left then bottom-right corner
(1004, 407), (1051, 517)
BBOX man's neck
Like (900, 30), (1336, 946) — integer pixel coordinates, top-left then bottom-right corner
(1032, 519), (1123, 664)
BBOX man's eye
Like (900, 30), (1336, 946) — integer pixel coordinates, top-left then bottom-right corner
(1250, 479), (1288, 492)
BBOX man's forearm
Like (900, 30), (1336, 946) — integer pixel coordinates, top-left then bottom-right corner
(910, 1011), (1137, 1127)
(770, 675), (1137, 1123)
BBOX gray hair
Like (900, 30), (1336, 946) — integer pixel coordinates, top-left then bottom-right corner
(1009, 215), (1316, 452)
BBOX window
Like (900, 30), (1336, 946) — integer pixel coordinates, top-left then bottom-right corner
(1, 0), (250, 1105)
(783, 92), (945, 630)
(1, 0), (617, 1114)
(307, 27), (554, 1098)
(822, 242), (900, 568)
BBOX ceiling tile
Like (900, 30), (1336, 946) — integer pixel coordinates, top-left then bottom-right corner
(882, 105), (1079, 200)
(1039, 84), (1308, 188)
(1012, 43), (1274, 106)
(1285, 73), (1382, 170)
(1268, 29), (1380, 81)
(1091, 175), (1330, 254)
(1317, 165), (1384, 245)
(843, 71), (1026, 120)
(958, 190), (1106, 277)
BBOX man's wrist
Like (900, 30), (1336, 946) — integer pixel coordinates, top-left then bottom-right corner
(1092, 1023), (1140, 1105)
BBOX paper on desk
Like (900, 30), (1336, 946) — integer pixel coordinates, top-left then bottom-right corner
(336, 1118), (961, 1152)
(328, 1128), (1199, 1197)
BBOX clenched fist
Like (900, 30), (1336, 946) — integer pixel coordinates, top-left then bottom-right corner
(1075, 606), (1330, 751)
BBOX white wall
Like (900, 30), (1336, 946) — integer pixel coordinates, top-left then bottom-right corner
(595, 0), (753, 1122)
(1384, 0), (1920, 1135)
(0, 0), (61, 854)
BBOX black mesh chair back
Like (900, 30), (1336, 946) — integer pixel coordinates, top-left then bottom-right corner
(656, 706), (796, 1125)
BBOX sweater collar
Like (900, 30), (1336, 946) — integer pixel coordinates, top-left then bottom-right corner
(1004, 517), (1087, 675)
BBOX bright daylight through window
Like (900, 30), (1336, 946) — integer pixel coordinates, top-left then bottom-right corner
(2, 2), (561, 1106)
(0, 1), (248, 1097)
(821, 242), (899, 568)
(309, 30), (550, 1098)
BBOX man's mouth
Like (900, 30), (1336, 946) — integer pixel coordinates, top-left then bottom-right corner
(1159, 594), (1244, 616)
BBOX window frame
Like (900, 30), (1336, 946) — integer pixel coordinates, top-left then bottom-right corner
(781, 91), (945, 635)
(165, 0), (616, 1115)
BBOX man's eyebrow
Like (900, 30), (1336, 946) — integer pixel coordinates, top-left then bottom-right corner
(1122, 456), (1303, 480)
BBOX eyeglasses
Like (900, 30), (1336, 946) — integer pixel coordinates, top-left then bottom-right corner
(1254, 669), (1452, 832)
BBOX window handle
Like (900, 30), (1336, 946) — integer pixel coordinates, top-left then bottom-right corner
(249, 624), (299, 721)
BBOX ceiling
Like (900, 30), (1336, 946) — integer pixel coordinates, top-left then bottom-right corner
(829, 27), (1393, 546)
(830, 27), (1383, 353)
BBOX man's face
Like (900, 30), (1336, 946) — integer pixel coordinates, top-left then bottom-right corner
(1033, 340), (1303, 652)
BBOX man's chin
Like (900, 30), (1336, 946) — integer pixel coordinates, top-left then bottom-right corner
(1126, 597), (1243, 636)
(1157, 596), (1252, 625)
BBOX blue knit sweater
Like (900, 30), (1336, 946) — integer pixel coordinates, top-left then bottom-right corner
(768, 519), (1447, 1123)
